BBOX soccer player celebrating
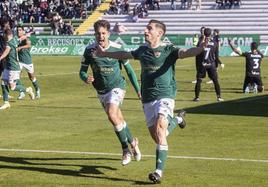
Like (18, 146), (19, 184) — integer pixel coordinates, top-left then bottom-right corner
(79, 20), (141, 166)
(17, 25), (41, 99)
(0, 29), (35, 110)
(95, 19), (205, 183)
(193, 27), (224, 102)
(228, 39), (264, 93)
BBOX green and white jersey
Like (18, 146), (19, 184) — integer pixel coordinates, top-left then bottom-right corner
(6, 36), (20, 71)
(131, 43), (179, 103)
(82, 41), (127, 94)
(18, 38), (32, 64)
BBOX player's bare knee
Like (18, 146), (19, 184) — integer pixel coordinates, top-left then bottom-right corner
(9, 83), (16, 91)
(29, 74), (36, 81)
(156, 115), (168, 129)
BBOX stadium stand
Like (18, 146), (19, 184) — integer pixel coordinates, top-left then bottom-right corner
(74, 0), (111, 35)
(85, 0), (268, 45)
(0, 0), (94, 35)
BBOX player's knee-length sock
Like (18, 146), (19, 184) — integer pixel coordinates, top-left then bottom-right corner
(195, 79), (202, 98)
(32, 78), (40, 92)
(114, 123), (129, 150)
(212, 79), (221, 97)
(1, 83), (9, 102)
(155, 144), (168, 177)
(15, 80), (26, 92)
(123, 122), (133, 144)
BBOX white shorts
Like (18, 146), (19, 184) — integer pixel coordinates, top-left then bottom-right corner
(2, 69), (21, 83)
(98, 88), (126, 108)
(143, 98), (175, 128)
(20, 63), (34, 74)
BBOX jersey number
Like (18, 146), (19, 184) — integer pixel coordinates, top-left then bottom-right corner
(204, 48), (211, 60)
(253, 59), (260, 69)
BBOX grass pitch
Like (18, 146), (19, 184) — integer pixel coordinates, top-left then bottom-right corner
(0, 56), (267, 187)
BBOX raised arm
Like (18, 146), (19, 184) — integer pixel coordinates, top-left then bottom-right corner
(178, 46), (204, 59)
(122, 61), (141, 99)
(228, 39), (242, 56)
(95, 45), (134, 60)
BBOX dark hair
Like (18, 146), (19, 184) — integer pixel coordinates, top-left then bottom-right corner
(149, 19), (166, 35)
(251, 42), (258, 50)
(200, 26), (206, 34)
(204, 28), (212, 37)
(17, 25), (24, 30)
(214, 29), (219, 34)
(94, 20), (110, 32)
(4, 28), (12, 35)
(0, 18), (9, 29)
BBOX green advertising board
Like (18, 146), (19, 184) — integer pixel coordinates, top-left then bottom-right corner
(30, 34), (265, 56)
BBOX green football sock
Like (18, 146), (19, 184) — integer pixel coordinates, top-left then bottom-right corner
(123, 122), (133, 144)
(13, 84), (26, 92)
(156, 144), (168, 171)
(167, 115), (179, 136)
(1, 84), (9, 102)
(32, 79), (40, 92)
(114, 124), (129, 150)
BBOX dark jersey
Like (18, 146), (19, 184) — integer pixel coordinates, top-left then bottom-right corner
(242, 52), (263, 77)
(213, 35), (220, 46)
(0, 31), (6, 54)
(202, 39), (217, 67)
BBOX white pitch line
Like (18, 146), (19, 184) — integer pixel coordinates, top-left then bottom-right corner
(20, 65), (193, 78)
(21, 72), (78, 78)
(0, 148), (267, 163)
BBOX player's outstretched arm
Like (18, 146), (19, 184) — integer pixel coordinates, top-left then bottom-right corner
(228, 39), (242, 56)
(123, 61), (141, 99)
(95, 45), (134, 60)
(178, 46), (204, 59)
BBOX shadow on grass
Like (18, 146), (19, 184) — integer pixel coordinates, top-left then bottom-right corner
(0, 156), (152, 185)
(178, 88), (242, 94)
(178, 94), (268, 117)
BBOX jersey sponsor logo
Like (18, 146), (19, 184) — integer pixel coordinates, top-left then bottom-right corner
(251, 71), (260, 75)
(250, 54), (262, 58)
(154, 51), (161, 58)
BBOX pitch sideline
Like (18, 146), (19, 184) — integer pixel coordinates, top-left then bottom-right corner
(0, 148), (267, 163)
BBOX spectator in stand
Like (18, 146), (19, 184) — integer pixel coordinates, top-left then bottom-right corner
(51, 12), (63, 35)
(196, 0), (201, 10)
(216, 0), (240, 9)
(121, 0), (130, 14)
(153, 0), (160, 10)
(132, 4), (139, 22)
(113, 22), (128, 34)
(63, 20), (74, 35)
(181, 0), (187, 9)
(108, 0), (118, 14)
(187, 0), (201, 10)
